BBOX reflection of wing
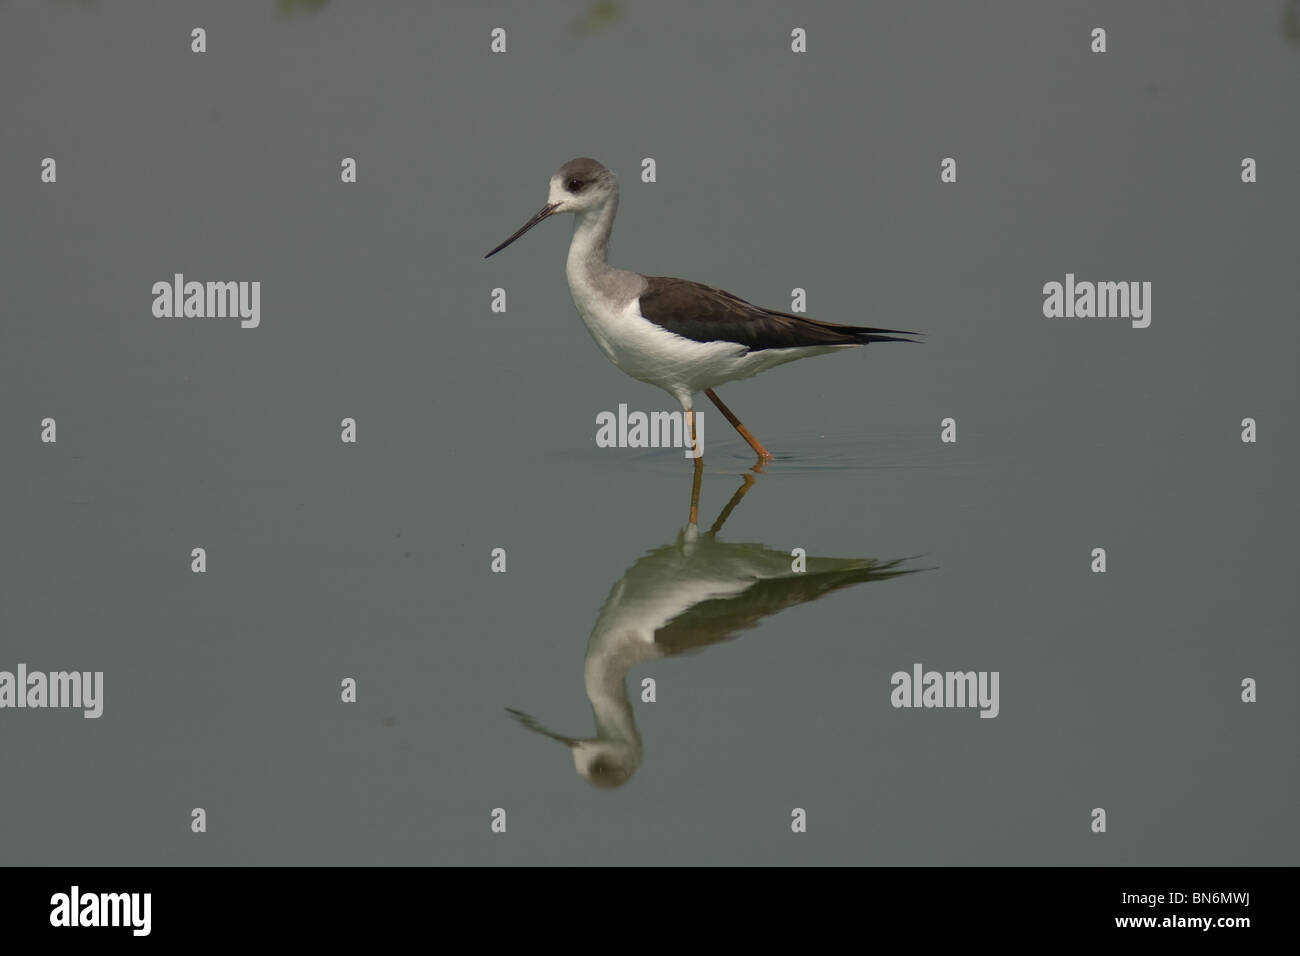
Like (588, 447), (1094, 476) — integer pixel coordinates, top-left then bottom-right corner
(507, 462), (930, 789)
(653, 557), (918, 655)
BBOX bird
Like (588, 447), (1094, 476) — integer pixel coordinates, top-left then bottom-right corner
(507, 473), (922, 788)
(484, 157), (920, 475)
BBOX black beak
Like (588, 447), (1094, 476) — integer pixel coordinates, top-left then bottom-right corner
(484, 202), (561, 258)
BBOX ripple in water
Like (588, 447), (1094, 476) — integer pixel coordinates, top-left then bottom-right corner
(547, 431), (963, 477)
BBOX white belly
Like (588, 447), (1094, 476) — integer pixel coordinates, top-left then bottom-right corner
(570, 289), (843, 408)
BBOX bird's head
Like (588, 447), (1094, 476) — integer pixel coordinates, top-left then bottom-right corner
(485, 157), (618, 258)
(506, 707), (641, 789)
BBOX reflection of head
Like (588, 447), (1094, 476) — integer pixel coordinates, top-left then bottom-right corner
(573, 741), (639, 789)
(508, 709), (643, 790)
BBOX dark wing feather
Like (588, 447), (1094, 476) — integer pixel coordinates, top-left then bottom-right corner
(637, 276), (921, 352)
(653, 557), (922, 654)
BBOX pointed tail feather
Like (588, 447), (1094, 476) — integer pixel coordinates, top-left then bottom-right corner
(806, 317), (924, 345)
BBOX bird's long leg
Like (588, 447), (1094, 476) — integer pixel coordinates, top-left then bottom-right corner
(704, 388), (773, 463)
(687, 408), (703, 527)
(708, 473), (757, 535)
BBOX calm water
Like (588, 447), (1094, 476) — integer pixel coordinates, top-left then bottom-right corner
(2, 1), (1297, 865)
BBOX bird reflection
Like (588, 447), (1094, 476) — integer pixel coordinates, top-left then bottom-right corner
(508, 473), (922, 787)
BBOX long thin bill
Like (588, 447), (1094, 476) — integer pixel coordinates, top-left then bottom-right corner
(506, 708), (578, 747)
(484, 202), (559, 258)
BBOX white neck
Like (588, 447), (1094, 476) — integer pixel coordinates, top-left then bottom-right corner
(584, 640), (644, 749)
(566, 195), (619, 281)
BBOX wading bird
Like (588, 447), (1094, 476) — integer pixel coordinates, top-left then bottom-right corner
(485, 158), (920, 513)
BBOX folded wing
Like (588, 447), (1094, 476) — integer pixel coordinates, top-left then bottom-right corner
(637, 276), (922, 352)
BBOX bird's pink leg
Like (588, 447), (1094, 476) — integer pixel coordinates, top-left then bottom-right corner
(705, 388), (773, 462)
(687, 408), (703, 526)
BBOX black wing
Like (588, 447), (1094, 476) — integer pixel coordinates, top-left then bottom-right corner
(653, 555), (921, 654)
(637, 276), (921, 352)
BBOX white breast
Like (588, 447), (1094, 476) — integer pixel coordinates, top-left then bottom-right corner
(567, 272), (750, 403)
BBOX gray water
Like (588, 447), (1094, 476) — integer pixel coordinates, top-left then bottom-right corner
(2, 1), (1297, 865)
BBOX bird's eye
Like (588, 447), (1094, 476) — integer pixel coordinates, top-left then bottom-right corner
(566, 178), (584, 192)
